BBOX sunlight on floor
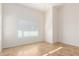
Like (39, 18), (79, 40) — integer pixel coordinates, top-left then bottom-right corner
(43, 47), (63, 56)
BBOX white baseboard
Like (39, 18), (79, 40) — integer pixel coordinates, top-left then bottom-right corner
(60, 41), (79, 47)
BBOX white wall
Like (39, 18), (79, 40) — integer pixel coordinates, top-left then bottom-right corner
(3, 4), (45, 48)
(53, 6), (60, 42)
(45, 6), (53, 43)
(45, 4), (79, 47)
(52, 5), (63, 43)
(59, 4), (79, 46)
(0, 3), (2, 51)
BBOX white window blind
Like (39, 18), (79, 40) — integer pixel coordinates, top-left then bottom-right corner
(17, 19), (39, 39)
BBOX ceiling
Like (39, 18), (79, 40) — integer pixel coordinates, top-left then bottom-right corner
(20, 3), (62, 12)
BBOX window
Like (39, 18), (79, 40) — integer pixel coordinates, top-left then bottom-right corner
(24, 31), (38, 37)
(18, 30), (22, 38)
(17, 19), (39, 39)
